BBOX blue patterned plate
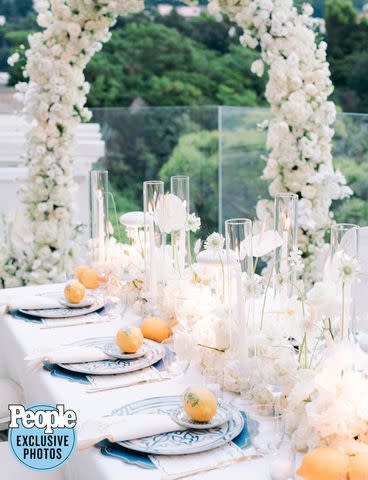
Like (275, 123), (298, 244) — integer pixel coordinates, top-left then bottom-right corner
(19, 297), (104, 318)
(170, 400), (232, 430)
(114, 396), (244, 455)
(103, 341), (149, 360)
(58, 337), (163, 375)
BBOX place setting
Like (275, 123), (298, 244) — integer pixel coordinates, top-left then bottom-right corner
(77, 387), (258, 480)
(1, 267), (108, 329)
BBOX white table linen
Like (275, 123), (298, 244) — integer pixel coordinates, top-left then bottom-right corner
(0, 283), (283, 480)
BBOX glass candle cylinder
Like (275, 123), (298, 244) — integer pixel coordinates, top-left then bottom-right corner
(225, 218), (253, 369)
(331, 223), (358, 257)
(274, 193), (298, 299)
(143, 180), (165, 302)
(170, 175), (190, 276)
(329, 223), (358, 342)
(90, 170), (109, 266)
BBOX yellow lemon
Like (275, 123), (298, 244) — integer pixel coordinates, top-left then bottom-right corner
(64, 280), (86, 304)
(140, 317), (172, 343)
(116, 327), (144, 353)
(349, 453), (368, 480)
(80, 267), (100, 289)
(183, 386), (217, 423)
(74, 265), (89, 282)
(297, 447), (349, 480)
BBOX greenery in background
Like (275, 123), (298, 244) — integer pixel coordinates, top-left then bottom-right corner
(326, 0), (368, 112)
(2, 1), (368, 230)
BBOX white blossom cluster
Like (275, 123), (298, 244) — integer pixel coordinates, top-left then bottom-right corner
(206, 0), (352, 284)
(286, 344), (368, 451)
(0, 0), (144, 287)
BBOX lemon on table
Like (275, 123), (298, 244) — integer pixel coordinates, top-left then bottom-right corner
(297, 447), (349, 480)
(64, 280), (86, 304)
(74, 265), (89, 282)
(116, 327), (144, 354)
(140, 316), (172, 343)
(349, 453), (368, 480)
(79, 267), (100, 289)
(183, 386), (217, 423)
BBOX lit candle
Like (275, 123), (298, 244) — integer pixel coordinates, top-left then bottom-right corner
(235, 240), (248, 367)
(97, 189), (105, 265)
(147, 203), (158, 298)
(280, 212), (290, 275)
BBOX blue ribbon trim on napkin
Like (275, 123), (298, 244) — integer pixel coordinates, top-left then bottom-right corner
(96, 411), (251, 469)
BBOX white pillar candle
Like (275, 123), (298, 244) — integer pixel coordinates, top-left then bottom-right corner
(97, 189), (105, 265)
(235, 263), (248, 367)
(148, 209), (158, 298)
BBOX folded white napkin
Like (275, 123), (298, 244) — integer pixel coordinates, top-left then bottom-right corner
(25, 346), (110, 371)
(0, 295), (61, 311)
(78, 414), (186, 450)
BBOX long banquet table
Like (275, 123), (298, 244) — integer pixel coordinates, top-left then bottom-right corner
(0, 283), (275, 479)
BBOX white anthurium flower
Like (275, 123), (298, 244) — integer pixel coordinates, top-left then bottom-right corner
(156, 193), (187, 234)
(306, 281), (341, 319)
(252, 230), (283, 257)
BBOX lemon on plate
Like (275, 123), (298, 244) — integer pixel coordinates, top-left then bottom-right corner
(183, 386), (217, 423)
(116, 327), (144, 354)
(64, 280), (86, 304)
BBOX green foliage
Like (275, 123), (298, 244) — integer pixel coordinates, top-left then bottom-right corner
(85, 14), (266, 108)
(326, 0), (368, 112)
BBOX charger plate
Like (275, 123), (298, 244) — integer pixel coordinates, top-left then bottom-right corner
(114, 396), (244, 455)
(19, 297), (104, 319)
(58, 337), (163, 375)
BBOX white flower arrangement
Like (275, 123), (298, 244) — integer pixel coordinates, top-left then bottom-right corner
(286, 343), (368, 452)
(1, 0), (347, 288)
(206, 0), (352, 285)
(0, 0), (144, 287)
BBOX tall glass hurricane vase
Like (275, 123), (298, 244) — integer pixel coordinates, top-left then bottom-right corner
(170, 175), (190, 276)
(225, 218), (253, 370)
(90, 170), (109, 266)
(274, 193), (298, 300)
(143, 180), (165, 303)
(329, 223), (358, 342)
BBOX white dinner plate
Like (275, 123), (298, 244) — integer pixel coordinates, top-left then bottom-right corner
(57, 337), (163, 375)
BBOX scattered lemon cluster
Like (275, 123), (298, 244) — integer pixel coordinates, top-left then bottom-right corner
(64, 265), (107, 304)
(297, 447), (368, 480)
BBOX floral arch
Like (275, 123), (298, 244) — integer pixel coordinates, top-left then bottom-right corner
(0, 0), (351, 288)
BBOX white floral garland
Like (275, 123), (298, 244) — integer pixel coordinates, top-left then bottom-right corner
(0, 0), (143, 287)
(0, 0), (350, 287)
(207, 0), (352, 283)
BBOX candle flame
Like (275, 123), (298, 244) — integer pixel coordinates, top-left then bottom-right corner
(281, 211), (291, 232)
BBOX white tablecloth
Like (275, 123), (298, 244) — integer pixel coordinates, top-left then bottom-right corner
(0, 283), (273, 480)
